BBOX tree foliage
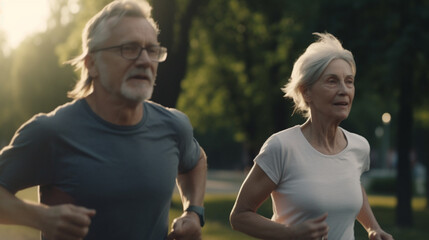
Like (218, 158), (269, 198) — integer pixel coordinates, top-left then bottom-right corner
(0, 1), (76, 142)
(0, 30), (13, 144)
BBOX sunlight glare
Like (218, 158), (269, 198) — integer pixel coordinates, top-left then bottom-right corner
(0, 0), (50, 49)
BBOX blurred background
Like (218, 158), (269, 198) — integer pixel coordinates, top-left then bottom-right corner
(0, 0), (428, 239)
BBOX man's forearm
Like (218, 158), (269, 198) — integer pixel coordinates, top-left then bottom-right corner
(0, 186), (46, 229)
(176, 147), (207, 209)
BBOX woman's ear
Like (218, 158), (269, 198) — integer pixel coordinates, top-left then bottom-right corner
(302, 87), (312, 103)
(85, 54), (98, 78)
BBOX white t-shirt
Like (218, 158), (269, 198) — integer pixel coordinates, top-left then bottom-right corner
(255, 125), (370, 240)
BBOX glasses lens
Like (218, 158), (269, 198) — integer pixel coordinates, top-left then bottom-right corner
(147, 46), (167, 62)
(121, 43), (140, 59)
(156, 47), (167, 62)
(121, 43), (167, 62)
(145, 46), (159, 61)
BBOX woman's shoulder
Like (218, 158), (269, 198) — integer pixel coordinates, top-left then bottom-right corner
(341, 127), (370, 150)
(271, 125), (302, 141)
(262, 125), (302, 151)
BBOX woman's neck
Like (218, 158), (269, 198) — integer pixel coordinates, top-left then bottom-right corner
(300, 118), (347, 155)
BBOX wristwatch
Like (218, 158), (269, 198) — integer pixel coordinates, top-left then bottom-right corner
(185, 205), (205, 227)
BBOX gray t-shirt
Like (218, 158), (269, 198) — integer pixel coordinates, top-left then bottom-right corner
(0, 99), (201, 239)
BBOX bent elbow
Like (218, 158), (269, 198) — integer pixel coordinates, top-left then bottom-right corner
(229, 210), (242, 231)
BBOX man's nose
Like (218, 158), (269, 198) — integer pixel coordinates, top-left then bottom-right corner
(135, 49), (152, 65)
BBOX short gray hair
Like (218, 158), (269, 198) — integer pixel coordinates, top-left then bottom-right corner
(67, 0), (159, 99)
(282, 32), (356, 118)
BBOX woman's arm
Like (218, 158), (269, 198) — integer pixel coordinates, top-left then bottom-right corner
(357, 186), (394, 240)
(230, 164), (329, 240)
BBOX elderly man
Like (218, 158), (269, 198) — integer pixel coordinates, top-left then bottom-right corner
(0, 1), (207, 239)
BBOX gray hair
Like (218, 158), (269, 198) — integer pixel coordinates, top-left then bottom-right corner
(67, 0), (159, 99)
(282, 32), (356, 118)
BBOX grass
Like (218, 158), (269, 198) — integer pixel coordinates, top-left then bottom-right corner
(1, 187), (428, 240)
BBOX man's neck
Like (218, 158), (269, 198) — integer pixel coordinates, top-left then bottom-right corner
(85, 93), (144, 126)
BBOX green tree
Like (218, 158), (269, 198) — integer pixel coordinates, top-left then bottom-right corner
(179, 0), (325, 166)
(4, 0), (75, 139)
(151, 0), (210, 107)
(0, 30), (13, 144)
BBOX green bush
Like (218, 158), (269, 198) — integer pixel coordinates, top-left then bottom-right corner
(368, 177), (397, 195)
(368, 177), (418, 195)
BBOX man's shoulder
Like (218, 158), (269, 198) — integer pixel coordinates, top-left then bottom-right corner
(144, 100), (188, 121)
(22, 100), (82, 130)
(144, 101), (194, 136)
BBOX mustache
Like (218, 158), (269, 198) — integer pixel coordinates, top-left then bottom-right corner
(127, 68), (154, 81)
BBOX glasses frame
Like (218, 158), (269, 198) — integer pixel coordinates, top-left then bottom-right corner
(91, 43), (167, 62)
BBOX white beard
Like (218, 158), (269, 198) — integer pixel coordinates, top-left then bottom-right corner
(120, 68), (155, 102)
(120, 80), (154, 102)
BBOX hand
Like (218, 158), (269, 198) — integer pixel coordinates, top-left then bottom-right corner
(41, 204), (96, 240)
(368, 228), (394, 240)
(167, 211), (202, 240)
(290, 213), (329, 240)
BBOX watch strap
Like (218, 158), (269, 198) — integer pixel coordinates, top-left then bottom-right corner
(185, 205), (205, 227)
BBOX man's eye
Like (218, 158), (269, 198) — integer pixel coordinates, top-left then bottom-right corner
(147, 47), (159, 54)
(123, 44), (139, 52)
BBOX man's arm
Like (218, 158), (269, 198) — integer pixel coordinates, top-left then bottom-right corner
(0, 185), (95, 240)
(168, 147), (207, 240)
(176, 147), (207, 209)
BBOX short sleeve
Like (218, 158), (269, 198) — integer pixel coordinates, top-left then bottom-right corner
(361, 139), (370, 174)
(254, 135), (285, 185)
(170, 109), (201, 173)
(0, 115), (54, 194)
(344, 129), (371, 175)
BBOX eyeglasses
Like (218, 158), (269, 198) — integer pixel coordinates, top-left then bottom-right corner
(91, 42), (167, 62)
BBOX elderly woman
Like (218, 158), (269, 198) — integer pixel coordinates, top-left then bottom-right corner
(230, 33), (394, 240)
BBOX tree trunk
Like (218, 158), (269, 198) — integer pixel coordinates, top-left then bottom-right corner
(426, 161), (429, 209)
(151, 0), (208, 107)
(394, 0), (415, 227)
(395, 56), (414, 227)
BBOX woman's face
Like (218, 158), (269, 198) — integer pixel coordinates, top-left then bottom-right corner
(305, 59), (355, 123)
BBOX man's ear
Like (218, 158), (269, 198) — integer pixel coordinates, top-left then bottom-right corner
(85, 54), (98, 78)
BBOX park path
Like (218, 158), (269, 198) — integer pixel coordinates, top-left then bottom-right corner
(206, 170), (247, 194)
(174, 170), (248, 195)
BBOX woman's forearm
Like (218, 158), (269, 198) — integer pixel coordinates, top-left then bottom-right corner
(357, 185), (381, 232)
(230, 209), (292, 240)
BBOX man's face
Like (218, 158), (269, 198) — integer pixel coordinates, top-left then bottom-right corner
(88, 17), (159, 103)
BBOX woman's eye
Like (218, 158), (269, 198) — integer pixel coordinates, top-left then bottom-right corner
(346, 79), (354, 84)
